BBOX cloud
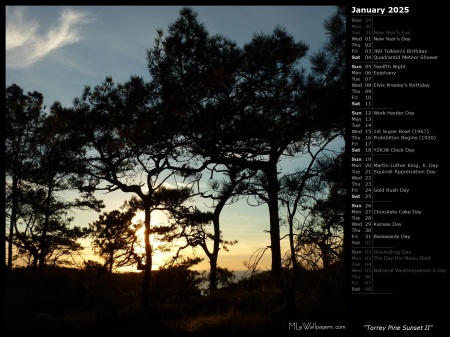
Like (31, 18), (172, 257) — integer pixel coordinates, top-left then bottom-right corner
(162, 182), (176, 189)
(6, 6), (95, 68)
(5, 7), (39, 50)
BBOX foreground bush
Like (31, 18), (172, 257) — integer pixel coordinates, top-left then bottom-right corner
(5, 265), (345, 331)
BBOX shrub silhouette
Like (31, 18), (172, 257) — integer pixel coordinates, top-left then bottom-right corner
(6, 265), (344, 331)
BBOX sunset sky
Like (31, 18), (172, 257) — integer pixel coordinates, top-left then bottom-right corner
(6, 5), (341, 273)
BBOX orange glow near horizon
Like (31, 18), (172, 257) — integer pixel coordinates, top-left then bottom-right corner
(126, 210), (170, 271)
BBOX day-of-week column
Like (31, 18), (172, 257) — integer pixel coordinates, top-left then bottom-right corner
(350, 14), (374, 294)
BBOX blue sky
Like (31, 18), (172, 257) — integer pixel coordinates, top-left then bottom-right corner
(6, 5), (337, 108)
(6, 5), (341, 272)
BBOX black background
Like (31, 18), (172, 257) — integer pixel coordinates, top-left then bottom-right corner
(345, 3), (447, 335)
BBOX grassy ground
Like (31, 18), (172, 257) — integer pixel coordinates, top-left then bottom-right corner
(5, 266), (345, 332)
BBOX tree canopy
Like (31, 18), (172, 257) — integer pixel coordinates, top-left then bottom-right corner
(5, 7), (345, 312)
